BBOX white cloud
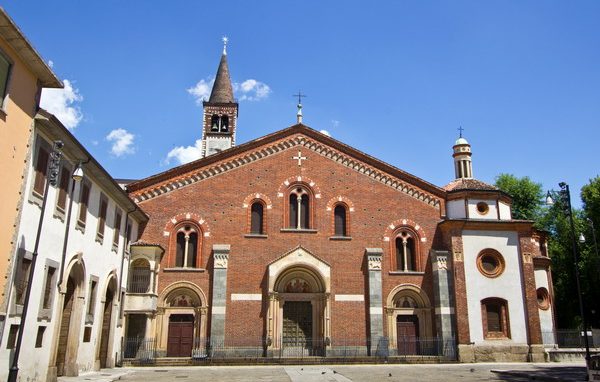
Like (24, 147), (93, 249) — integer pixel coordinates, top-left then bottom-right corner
(40, 79), (83, 130)
(331, 120), (340, 128)
(187, 78), (214, 105)
(106, 128), (135, 157)
(165, 139), (203, 165)
(48, 60), (54, 68)
(320, 130), (331, 137)
(234, 79), (271, 101)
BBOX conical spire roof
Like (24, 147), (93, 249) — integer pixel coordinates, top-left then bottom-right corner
(208, 53), (235, 103)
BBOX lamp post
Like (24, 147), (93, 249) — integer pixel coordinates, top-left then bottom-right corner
(546, 182), (591, 366)
(8, 140), (64, 382)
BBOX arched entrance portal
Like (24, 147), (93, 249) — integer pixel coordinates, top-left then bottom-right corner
(386, 284), (434, 356)
(98, 276), (117, 368)
(156, 283), (208, 358)
(55, 258), (86, 376)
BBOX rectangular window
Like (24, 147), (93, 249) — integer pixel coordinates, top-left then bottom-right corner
(112, 208), (122, 251)
(15, 257), (32, 306)
(83, 326), (92, 342)
(35, 326), (46, 348)
(96, 194), (108, 241)
(482, 298), (510, 339)
(0, 52), (11, 108)
(6, 325), (18, 349)
(77, 181), (91, 227)
(42, 266), (56, 309)
(125, 221), (132, 253)
(56, 165), (71, 212)
(33, 146), (50, 197)
(87, 280), (97, 318)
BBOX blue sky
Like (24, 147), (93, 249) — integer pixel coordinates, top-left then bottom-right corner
(4, 1), (599, 207)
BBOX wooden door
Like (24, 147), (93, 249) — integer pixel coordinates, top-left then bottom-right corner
(283, 301), (312, 355)
(99, 290), (114, 368)
(397, 315), (419, 355)
(166, 314), (194, 357)
(56, 278), (75, 376)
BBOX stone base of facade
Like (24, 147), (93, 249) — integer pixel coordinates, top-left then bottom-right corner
(46, 366), (58, 382)
(460, 343), (535, 362)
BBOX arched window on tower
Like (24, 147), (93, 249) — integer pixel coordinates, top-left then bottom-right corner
(250, 201), (264, 234)
(288, 186), (311, 229)
(220, 115), (229, 132)
(211, 115), (219, 131)
(394, 231), (417, 272)
(174, 224), (199, 268)
(334, 204), (347, 236)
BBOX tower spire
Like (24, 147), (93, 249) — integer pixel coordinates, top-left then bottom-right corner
(222, 36), (228, 55)
(208, 38), (234, 103)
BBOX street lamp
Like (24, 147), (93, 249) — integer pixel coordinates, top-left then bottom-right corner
(8, 140), (64, 382)
(546, 182), (591, 366)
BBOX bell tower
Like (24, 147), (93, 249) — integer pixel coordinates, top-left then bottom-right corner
(201, 37), (238, 158)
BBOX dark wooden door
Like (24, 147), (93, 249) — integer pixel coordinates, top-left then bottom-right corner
(56, 278), (75, 376)
(99, 290), (114, 367)
(167, 314), (194, 357)
(397, 315), (419, 355)
(283, 301), (312, 351)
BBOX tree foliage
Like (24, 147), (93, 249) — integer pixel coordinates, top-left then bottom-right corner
(494, 173), (544, 221)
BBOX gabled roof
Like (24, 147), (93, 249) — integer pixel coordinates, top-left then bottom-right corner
(127, 124), (446, 209)
(0, 8), (61, 88)
(207, 52), (234, 103)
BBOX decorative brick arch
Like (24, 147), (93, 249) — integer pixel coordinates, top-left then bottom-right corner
(325, 196), (355, 212)
(276, 175), (322, 199)
(163, 212), (211, 238)
(242, 193), (273, 209)
(382, 219), (427, 243)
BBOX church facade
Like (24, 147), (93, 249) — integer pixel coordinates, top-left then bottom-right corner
(123, 45), (555, 363)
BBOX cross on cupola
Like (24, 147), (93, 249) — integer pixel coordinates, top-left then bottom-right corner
(292, 150), (307, 166)
(458, 126), (464, 138)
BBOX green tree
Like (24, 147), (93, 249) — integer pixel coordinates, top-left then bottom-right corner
(494, 174), (544, 221)
(580, 176), (600, 328)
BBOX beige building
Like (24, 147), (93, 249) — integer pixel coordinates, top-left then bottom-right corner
(0, 8), (62, 327)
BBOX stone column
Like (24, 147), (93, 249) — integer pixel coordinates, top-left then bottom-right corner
(210, 244), (230, 350)
(365, 248), (386, 356)
(431, 250), (456, 359)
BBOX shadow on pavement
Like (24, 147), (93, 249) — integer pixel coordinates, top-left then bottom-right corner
(492, 365), (587, 382)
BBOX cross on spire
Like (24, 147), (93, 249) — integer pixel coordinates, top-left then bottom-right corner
(222, 36), (228, 55)
(458, 126), (464, 138)
(293, 91), (307, 106)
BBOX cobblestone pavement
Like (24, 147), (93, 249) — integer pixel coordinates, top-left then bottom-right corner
(92, 363), (588, 382)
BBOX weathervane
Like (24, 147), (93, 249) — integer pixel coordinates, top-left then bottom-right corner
(222, 36), (228, 55)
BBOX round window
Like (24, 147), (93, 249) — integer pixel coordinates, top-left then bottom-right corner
(476, 249), (505, 278)
(537, 288), (550, 310)
(476, 202), (489, 215)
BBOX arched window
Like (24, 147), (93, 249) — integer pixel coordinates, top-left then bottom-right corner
(220, 115), (229, 132)
(394, 231), (417, 272)
(174, 224), (199, 268)
(334, 204), (347, 236)
(128, 259), (151, 293)
(288, 186), (310, 229)
(211, 115), (219, 131)
(481, 297), (510, 339)
(250, 201), (264, 234)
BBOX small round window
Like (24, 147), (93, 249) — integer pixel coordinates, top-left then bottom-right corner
(537, 287), (550, 310)
(476, 202), (489, 215)
(476, 249), (505, 278)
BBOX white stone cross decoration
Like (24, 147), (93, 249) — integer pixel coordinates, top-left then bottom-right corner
(292, 150), (307, 166)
